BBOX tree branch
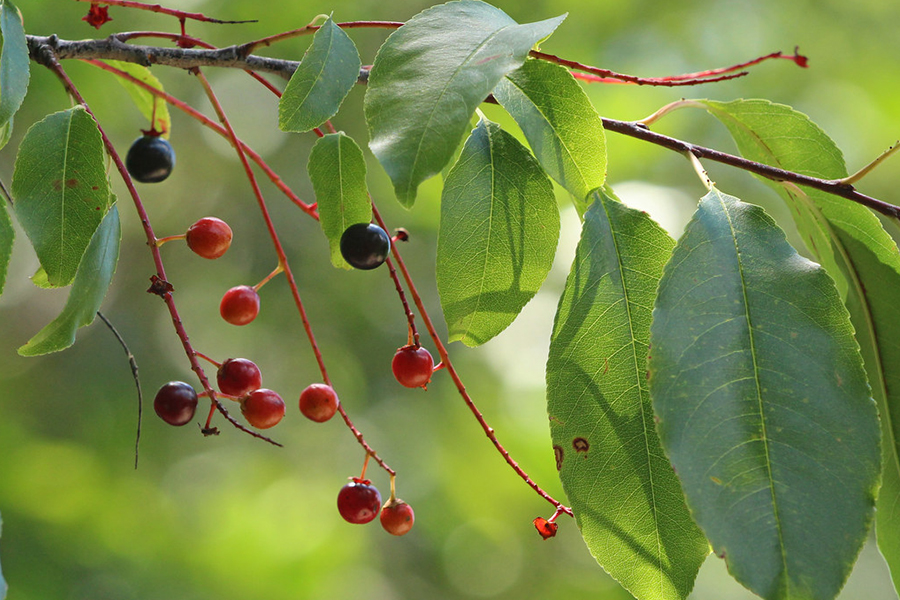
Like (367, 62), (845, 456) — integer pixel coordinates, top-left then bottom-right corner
(25, 34), (900, 221)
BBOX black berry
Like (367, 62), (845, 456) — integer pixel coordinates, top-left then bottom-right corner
(126, 134), (176, 183)
(340, 223), (391, 270)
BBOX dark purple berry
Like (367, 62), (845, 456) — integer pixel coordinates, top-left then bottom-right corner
(340, 223), (391, 270)
(126, 134), (176, 183)
(154, 381), (198, 426)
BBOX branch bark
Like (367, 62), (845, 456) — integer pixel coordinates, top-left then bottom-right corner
(25, 33), (900, 221)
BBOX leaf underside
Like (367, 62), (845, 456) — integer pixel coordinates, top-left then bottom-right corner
(102, 60), (172, 137)
(649, 189), (880, 600)
(307, 132), (371, 269)
(494, 58), (607, 215)
(437, 118), (558, 346)
(547, 190), (708, 600)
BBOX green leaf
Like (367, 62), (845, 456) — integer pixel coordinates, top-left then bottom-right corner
(698, 98), (900, 593)
(19, 204), (120, 356)
(494, 58), (606, 215)
(649, 189), (880, 600)
(546, 190), (707, 600)
(437, 118), (558, 346)
(279, 17), (361, 133)
(0, 0), (30, 128)
(0, 197), (11, 296)
(102, 60), (171, 137)
(11, 106), (112, 287)
(0, 114), (12, 150)
(307, 132), (371, 268)
(365, 0), (565, 207)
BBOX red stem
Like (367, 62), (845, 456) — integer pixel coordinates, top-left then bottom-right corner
(370, 204), (571, 516)
(74, 0), (256, 24)
(43, 52), (280, 445)
(192, 69), (394, 476)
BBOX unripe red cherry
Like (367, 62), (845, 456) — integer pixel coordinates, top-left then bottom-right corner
(153, 381), (198, 426)
(380, 499), (415, 536)
(391, 345), (434, 389)
(337, 478), (382, 524)
(340, 223), (391, 270)
(299, 383), (339, 423)
(220, 285), (260, 326)
(217, 358), (262, 398)
(240, 388), (285, 429)
(126, 134), (175, 183)
(186, 217), (233, 259)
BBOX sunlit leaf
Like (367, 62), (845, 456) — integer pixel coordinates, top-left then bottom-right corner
(0, 196), (11, 297)
(494, 58), (606, 215)
(547, 190), (707, 600)
(437, 118), (558, 346)
(649, 188), (880, 600)
(307, 132), (371, 269)
(11, 106), (112, 287)
(102, 60), (171, 137)
(365, 0), (565, 207)
(0, 0), (30, 128)
(279, 17), (360, 133)
(19, 204), (120, 356)
(699, 99), (900, 593)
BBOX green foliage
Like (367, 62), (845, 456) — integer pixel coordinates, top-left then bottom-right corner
(278, 16), (360, 133)
(547, 190), (708, 600)
(0, 0), (29, 129)
(437, 117), (558, 346)
(101, 60), (171, 136)
(649, 189), (880, 600)
(365, 0), (565, 206)
(698, 99), (900, 591)
(11, 106), (112, 288)
(307, 131), (372, 268)
(494, 58), (606, 215)
(18, 204), (120, 356)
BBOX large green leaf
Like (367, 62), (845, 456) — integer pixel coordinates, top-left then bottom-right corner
(0, 0), (30, 128)
(307, 132), (371, 269)
(437, 118), (558, 346)
(102, 60), (171, 137)
(11, 106), (112, 287)
(279, 17), (360, 133)
(649, 188), (880, 600)
(493, 58), (606, 215)
(698, 98), (900, 593)
(546, 190), (707, 600)
(365, 0), (565, 207)
(19, 204), (120, 356)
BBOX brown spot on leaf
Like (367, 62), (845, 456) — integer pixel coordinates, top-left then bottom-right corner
(573, 437), (589, 454)
(51, 180), (62, 191)
(66, 179), (78, 189)
(553, 445), (563, 471)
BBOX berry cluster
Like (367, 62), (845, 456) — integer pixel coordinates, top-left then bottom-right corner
(337, 478), (415, 536)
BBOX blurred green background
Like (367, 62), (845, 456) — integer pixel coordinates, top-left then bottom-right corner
(1, 0), (899, 598)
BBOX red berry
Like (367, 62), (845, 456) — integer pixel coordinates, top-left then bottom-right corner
(220, 285), (260, 326)
(186, 217), (233, 259)
(299, 383), (339, 423)
(154, 381), (198, 426)
(533, 517), (559, 540)
(391, 345), (434, 389)
(126, 134), (175, 183)
(240, 389), (285, 429)
(337, 479), (382, 524)
(217, 358), (262, 398)
(380, 499), (415, 536)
